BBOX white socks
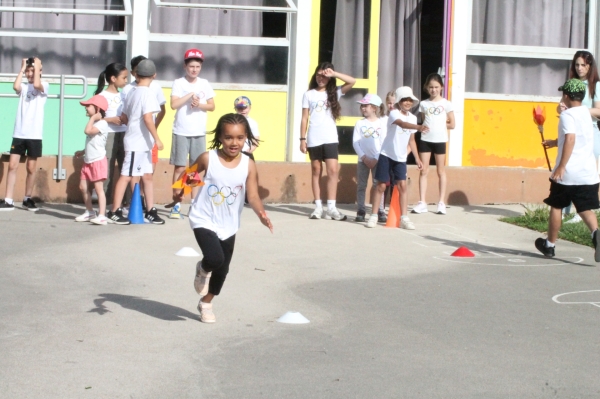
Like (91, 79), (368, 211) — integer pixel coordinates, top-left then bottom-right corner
(5, 198), (13, 205)
(546, 239), (555, 248)
(327, 200), (336, 211)
(314, 200), (322, 208)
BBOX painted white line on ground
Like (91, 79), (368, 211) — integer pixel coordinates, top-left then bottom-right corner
(434, 256), (584, 267)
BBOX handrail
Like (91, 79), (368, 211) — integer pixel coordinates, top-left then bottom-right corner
(0, 74), (88, 180)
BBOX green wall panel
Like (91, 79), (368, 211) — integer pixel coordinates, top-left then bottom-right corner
(0, 82), (97, 156)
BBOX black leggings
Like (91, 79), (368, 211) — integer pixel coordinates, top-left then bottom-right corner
(193, 228), (236, 296)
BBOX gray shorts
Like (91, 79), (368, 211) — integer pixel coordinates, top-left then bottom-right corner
(170, 134), (206, 166)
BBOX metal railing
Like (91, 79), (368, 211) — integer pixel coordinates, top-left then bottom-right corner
(0, 74), (88, 180)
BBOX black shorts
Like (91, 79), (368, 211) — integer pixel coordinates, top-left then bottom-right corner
(543, 180), (600, 213)
(308, 143), (338, 161)
(418, 140), (446, 155)
(10, 138), (42, 158)
(374, 154), (407, 183)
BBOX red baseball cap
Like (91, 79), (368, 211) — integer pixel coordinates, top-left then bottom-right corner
(184, 48), (204, 61)
(80, 94), (108, 112)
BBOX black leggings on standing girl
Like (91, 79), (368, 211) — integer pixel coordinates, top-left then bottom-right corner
(193, 228), (236, 295)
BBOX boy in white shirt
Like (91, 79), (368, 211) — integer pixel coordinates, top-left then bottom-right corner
(107, 60), (165, 225)
(0, 57), (48, 211)
(537, 78), (600, 261)
(233, 96), (260, 159)
(367, 87), (425, 229)
(169, 48), (215, 219)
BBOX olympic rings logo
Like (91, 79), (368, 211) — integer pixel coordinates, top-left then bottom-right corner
(207, 184), (243, 206)
(426, 106), (445, 116)
(361, 126), (380, 138)
(311, 100), (329, 112)
(26, 90), (40, 100)
(112, 96), (122, 104)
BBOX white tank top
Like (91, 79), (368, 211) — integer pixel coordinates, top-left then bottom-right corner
(188, 150), (249, 240)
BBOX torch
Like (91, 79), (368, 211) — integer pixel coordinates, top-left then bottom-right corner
(533, 105), (552, 171)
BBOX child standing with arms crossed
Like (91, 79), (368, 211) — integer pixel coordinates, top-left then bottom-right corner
(536, 79), (600, 261)
(0, 57), (48, 211)
(107, 60), (164, 225)
(176, 113), (272, 323)
(412, 73), (455, 215)
(95, 63), (129, 202)
(169, 48), (216, 219)
(368, 87), (425, 229)
(74, 95), (111, 225)
(301, 62), (355, 221)
(352, 94), (387, 222)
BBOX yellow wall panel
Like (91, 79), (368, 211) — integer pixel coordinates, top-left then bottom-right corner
(157, 88), (287, 162)
(463, 99), (559, 169)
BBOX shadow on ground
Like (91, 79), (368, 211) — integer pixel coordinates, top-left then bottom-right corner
(88, 293), (198, 321)
(422, 235), (593, 267)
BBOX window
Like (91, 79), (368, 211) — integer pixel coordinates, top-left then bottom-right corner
(150, 0), (295, 86)
(466, 0), (596, 99)
(0, 0), (130, 76)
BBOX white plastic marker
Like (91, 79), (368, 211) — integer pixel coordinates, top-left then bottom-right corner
(277, 311), (310, 324)
(175, 247), (200, 257)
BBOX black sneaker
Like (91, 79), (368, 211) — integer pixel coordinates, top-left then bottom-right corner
(23, 198), (38, 212)
(355, 210), (366, 222)
(377, 211), (388, 223)
(0, 200), (14, 211)
(107, 208), (131, 225)
(535, 237), (555, 258)
(593, 230), (600, 262)
(145, 207), (165, 225)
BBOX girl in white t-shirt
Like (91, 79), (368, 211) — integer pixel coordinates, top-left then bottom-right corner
(413, 73), (455, 215)
(352, 94), (386, 222)
(94, 63), (129, 199)
(74, 95), (111, 226)
(176, 113), (273, 323)
(300, 62), (356, 221)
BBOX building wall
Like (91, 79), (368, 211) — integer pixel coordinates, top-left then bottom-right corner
(462, 99), (559, 168)
(0, 84), (288, 163)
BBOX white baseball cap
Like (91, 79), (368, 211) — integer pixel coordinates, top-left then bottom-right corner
(394, 86), (419, 106)
(357, 93), (383, 107)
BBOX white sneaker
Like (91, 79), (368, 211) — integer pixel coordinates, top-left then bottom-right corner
(194, 262), (211, 296)
(366, 214), (378, 228)
(309, 207), (323, 219)
(89, 215), (108, 225)
(565, 213), (582, 224)
(411, 201), (428, 214)
(401, 217), (415, 230)
(436, 202), (446, 215)
(197, 300), (216, 323)
(75, 211), (96, 222)
(325, 208), (347, 221)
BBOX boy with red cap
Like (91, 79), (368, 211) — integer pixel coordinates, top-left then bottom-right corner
(74, 94), (112, 225)
(169, 48), (215, 219)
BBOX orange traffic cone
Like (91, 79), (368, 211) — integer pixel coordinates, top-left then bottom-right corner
(385, 186), (401, 228)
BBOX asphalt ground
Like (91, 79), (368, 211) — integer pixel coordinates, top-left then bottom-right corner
(1, 202), (600, 398)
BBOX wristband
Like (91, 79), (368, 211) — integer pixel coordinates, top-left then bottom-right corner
(299, 138), (306, 141)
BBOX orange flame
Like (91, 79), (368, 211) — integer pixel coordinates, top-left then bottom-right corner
(172, 164), (204, 196)
(533, 105), (546, 126)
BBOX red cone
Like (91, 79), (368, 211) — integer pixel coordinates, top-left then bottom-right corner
(451, 246), (475, 257)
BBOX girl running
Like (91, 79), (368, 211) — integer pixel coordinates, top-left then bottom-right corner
(412, 73), (455, 215)
(300, 62), (355, 220)
(352, 94), (387, 222)
(94, 63), (129, 200)
(176, 113), (273, 323)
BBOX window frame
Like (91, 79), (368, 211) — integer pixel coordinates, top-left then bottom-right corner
(464, 0), (599, 102)
(0, 1), (132, 16)
(152, 0), (297, 12)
